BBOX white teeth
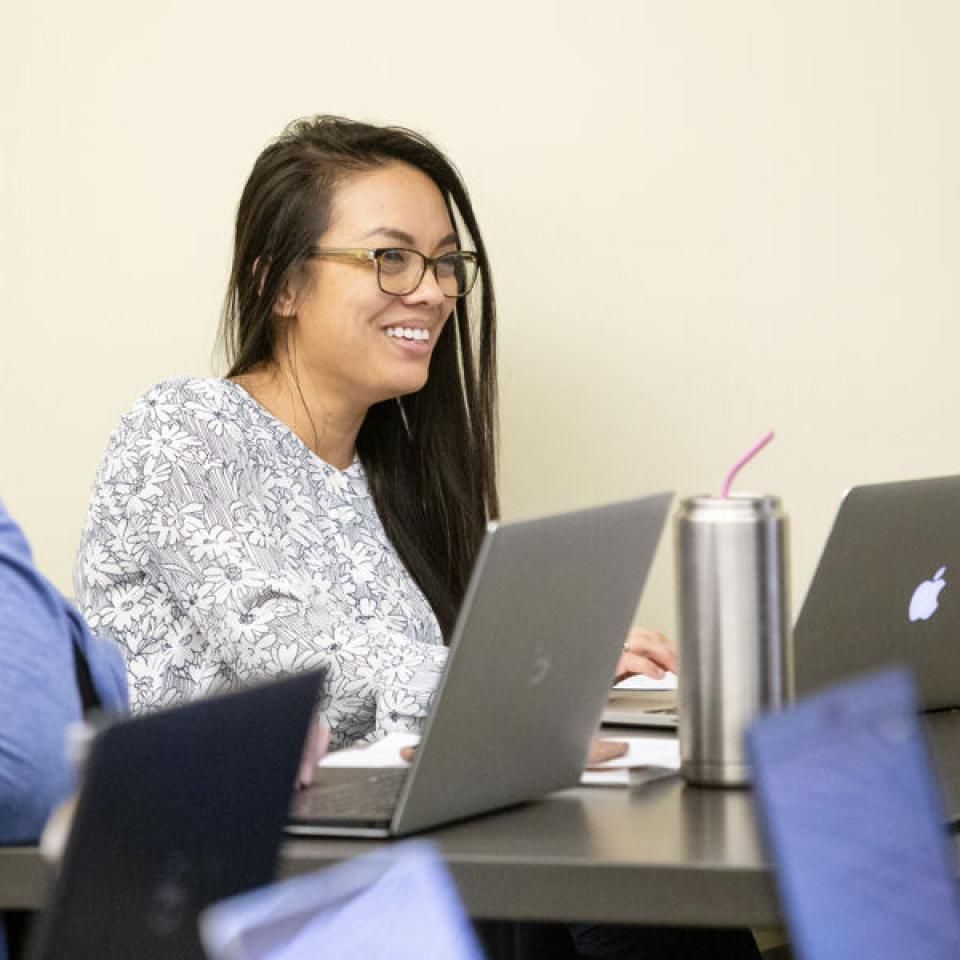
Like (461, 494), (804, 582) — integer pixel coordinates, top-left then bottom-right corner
(385, 327), (429, 342)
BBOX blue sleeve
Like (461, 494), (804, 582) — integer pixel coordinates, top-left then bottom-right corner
(0, 501), (126, 845)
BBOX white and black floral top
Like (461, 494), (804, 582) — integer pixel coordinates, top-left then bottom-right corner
(74, 378), (448, 749)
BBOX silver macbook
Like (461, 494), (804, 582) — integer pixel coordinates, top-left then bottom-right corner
(792, 475), (960, 826)
(288, 492), (673, 838)
(794, 475), (960, 710)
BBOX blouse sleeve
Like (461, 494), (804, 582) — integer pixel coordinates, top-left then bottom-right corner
(75, 383), (448, 748)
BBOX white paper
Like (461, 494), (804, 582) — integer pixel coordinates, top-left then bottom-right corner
(320, 732), (418, 768)
(613, 672), (678, 691)
(320, 732), (680, 789)
(580, 735), (681, 786)
(580, 766), (678, 787)
(586, 736), (680, 769)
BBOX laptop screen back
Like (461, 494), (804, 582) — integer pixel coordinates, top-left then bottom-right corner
(794, 475), (960, 710)
(200, 841), (484, 960)
(392, 492), (673, 835)
(748, 668), (960, 960)
(32, 671), (323, 960)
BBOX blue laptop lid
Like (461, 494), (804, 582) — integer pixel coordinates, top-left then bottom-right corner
(748, 668), (960, 960)
(200, 840), (484, 960)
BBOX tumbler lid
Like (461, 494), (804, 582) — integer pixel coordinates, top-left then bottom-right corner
(678, 493), (784, 518)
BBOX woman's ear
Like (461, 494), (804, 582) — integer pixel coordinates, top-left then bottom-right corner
(273, 256), (314, 318)
(274, 273), (300, 318)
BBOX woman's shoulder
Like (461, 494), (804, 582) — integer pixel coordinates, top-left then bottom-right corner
(115, 377), (252, 431)
(96, 378), (258, 466)
(129, 376), (239, 412)
(89, 377), (265, 501)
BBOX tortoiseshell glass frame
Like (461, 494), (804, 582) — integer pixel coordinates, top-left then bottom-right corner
(310, 247), (479, 299)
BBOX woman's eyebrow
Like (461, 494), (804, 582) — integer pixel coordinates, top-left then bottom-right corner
(363, 227), (459, 249)
(363, 227), (415, 245)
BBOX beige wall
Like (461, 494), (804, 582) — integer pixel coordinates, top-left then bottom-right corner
(3, 1), (959, 640)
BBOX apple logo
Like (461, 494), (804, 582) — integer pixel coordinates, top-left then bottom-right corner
(530, 647), (552, 686)
(908, 566), (947, 622)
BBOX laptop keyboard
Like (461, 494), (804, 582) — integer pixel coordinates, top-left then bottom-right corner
(294, 769), (407, 820)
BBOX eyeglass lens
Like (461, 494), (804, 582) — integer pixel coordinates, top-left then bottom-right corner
(377, 249), (477, 297)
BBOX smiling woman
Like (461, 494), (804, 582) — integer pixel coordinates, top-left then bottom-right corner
(71, 114), (755, 960)
(74, 116), (498, 746)
(248, 162), (467, 432)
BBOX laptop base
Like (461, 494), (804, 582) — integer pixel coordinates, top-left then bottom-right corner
(601, 690), (679, 729)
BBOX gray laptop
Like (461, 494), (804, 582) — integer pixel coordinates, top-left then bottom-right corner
(795, 475), (960, 709)
(794, 474), (960, 824)
(288, 492), (673, 838)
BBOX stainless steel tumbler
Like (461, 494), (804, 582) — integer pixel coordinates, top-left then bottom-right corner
(676, 495), (791, 786)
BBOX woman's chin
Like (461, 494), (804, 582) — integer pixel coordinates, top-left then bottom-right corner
(371, 378), (430, 406)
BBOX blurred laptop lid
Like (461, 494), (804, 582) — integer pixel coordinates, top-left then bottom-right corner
(200, 841), (483, 960)
(794, 475), (960, 711)
(31, 670), (323, 960)
(289, 493), (673, 837)
(749, 668), (960, 959)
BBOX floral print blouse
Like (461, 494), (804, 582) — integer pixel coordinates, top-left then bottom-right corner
(74, 378), (448, 749)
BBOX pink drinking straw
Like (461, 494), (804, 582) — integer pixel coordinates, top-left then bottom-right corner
(720, 431), (775, 498)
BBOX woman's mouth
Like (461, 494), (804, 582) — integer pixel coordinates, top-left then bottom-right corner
(384, 326), (430, 343)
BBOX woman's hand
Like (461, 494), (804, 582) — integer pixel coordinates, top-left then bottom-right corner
(295, 717), (330, 789)
(614, 626), (677, 685)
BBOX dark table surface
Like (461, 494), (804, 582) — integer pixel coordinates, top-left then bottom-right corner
(4, 709), (959, 927)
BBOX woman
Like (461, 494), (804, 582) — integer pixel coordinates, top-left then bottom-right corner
(75, 116), (674, 748)
(75, 116), (759, 960)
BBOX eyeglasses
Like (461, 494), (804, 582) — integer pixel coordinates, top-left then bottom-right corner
(310, 247), (479, 299)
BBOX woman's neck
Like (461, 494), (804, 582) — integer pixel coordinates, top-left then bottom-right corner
(231, 360), (365, 470)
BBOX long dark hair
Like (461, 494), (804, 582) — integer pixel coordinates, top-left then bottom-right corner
(219, 116), (498, 639)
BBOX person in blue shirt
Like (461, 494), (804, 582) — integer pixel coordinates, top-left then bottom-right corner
(0, 499), (127, 958)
